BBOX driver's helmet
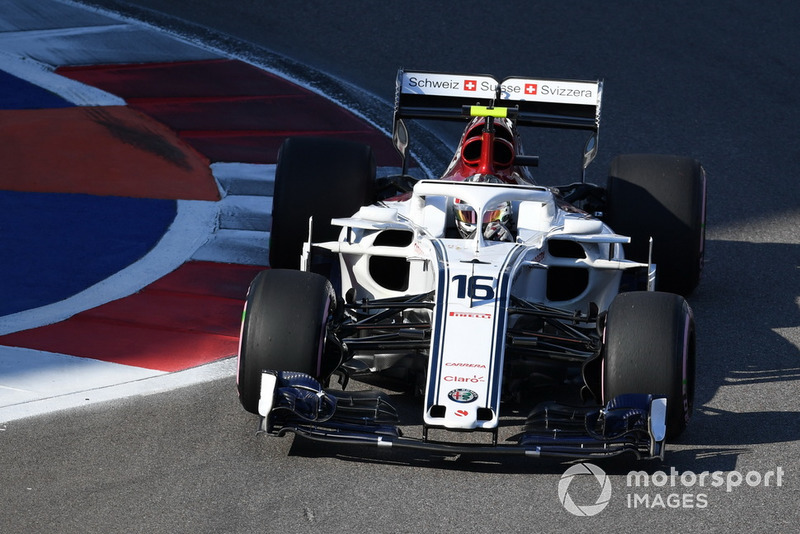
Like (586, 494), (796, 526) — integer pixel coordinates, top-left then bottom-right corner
(454, 198), (512, 241)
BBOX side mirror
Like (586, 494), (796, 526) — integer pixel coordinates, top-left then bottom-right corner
(393, 118), (410, 175)
(582, 133), (598, 170)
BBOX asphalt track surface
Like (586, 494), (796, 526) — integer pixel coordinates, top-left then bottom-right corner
(2, 1), (799, 533)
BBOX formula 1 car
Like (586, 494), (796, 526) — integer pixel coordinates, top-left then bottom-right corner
(236, 70), (706, 460)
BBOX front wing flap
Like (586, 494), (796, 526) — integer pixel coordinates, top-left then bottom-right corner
(256, 371), (668, 460)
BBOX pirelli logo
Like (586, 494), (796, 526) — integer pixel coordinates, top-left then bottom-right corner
(449, 311), (492, 319)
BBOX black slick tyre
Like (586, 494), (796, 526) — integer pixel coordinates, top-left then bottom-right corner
(237, 269), (335, 414)
(602, 291), (695, 439)
(269, 137), (376, 269)
(605, 154), (706, 296)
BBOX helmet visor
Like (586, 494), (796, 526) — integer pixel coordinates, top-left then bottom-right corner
(454, 200), (477, 224)
(455, 201), (510, 225)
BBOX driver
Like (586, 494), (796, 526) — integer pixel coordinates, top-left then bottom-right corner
(454, 198), (513, 242)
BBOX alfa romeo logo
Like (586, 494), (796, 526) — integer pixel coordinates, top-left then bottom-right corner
(558, 462), (612, 516)
(447, 388), (478, 403)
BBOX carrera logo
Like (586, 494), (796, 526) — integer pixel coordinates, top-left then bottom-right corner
(464, 79), (477, 91)
(445, 362), (487, 368)
(525, 83), (538, 95)
(448, 388), (479, 403)
(449, 311), (492, 319)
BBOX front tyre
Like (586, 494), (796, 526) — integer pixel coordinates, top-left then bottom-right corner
(602, 291), (695, 439)
(237, 269), (336, 414)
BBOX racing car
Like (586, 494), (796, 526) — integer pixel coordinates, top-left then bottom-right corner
(236, 69), (706, 460)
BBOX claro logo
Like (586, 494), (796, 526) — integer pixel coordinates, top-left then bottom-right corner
(443, 375), (485, 383)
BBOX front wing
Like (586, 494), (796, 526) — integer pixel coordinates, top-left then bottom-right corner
(255, 371), (668, 460)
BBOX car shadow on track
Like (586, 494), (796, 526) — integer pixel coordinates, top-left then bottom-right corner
(652, 238), (800, 473)
(688, 239), (799, 426)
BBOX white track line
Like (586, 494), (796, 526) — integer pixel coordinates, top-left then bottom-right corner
(0, 350), (236, 423)
(0, 49), (125, 106)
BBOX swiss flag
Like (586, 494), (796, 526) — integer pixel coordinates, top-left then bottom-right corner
(464, 79), (477, 91)
(525, 83), (538, 95)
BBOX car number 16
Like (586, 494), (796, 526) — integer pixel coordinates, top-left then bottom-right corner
(451, 275), (496, 300)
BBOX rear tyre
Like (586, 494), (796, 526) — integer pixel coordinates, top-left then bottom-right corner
(237, 269), (336, 414)
(270, 137), (376, 269)
(605, 154), (706, 296)
(602, 291), (695, 439)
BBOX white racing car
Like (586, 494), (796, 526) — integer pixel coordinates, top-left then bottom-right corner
(236, 69), (706, 460)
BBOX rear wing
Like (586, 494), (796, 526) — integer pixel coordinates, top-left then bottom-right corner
(392, 69), (603, 173)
